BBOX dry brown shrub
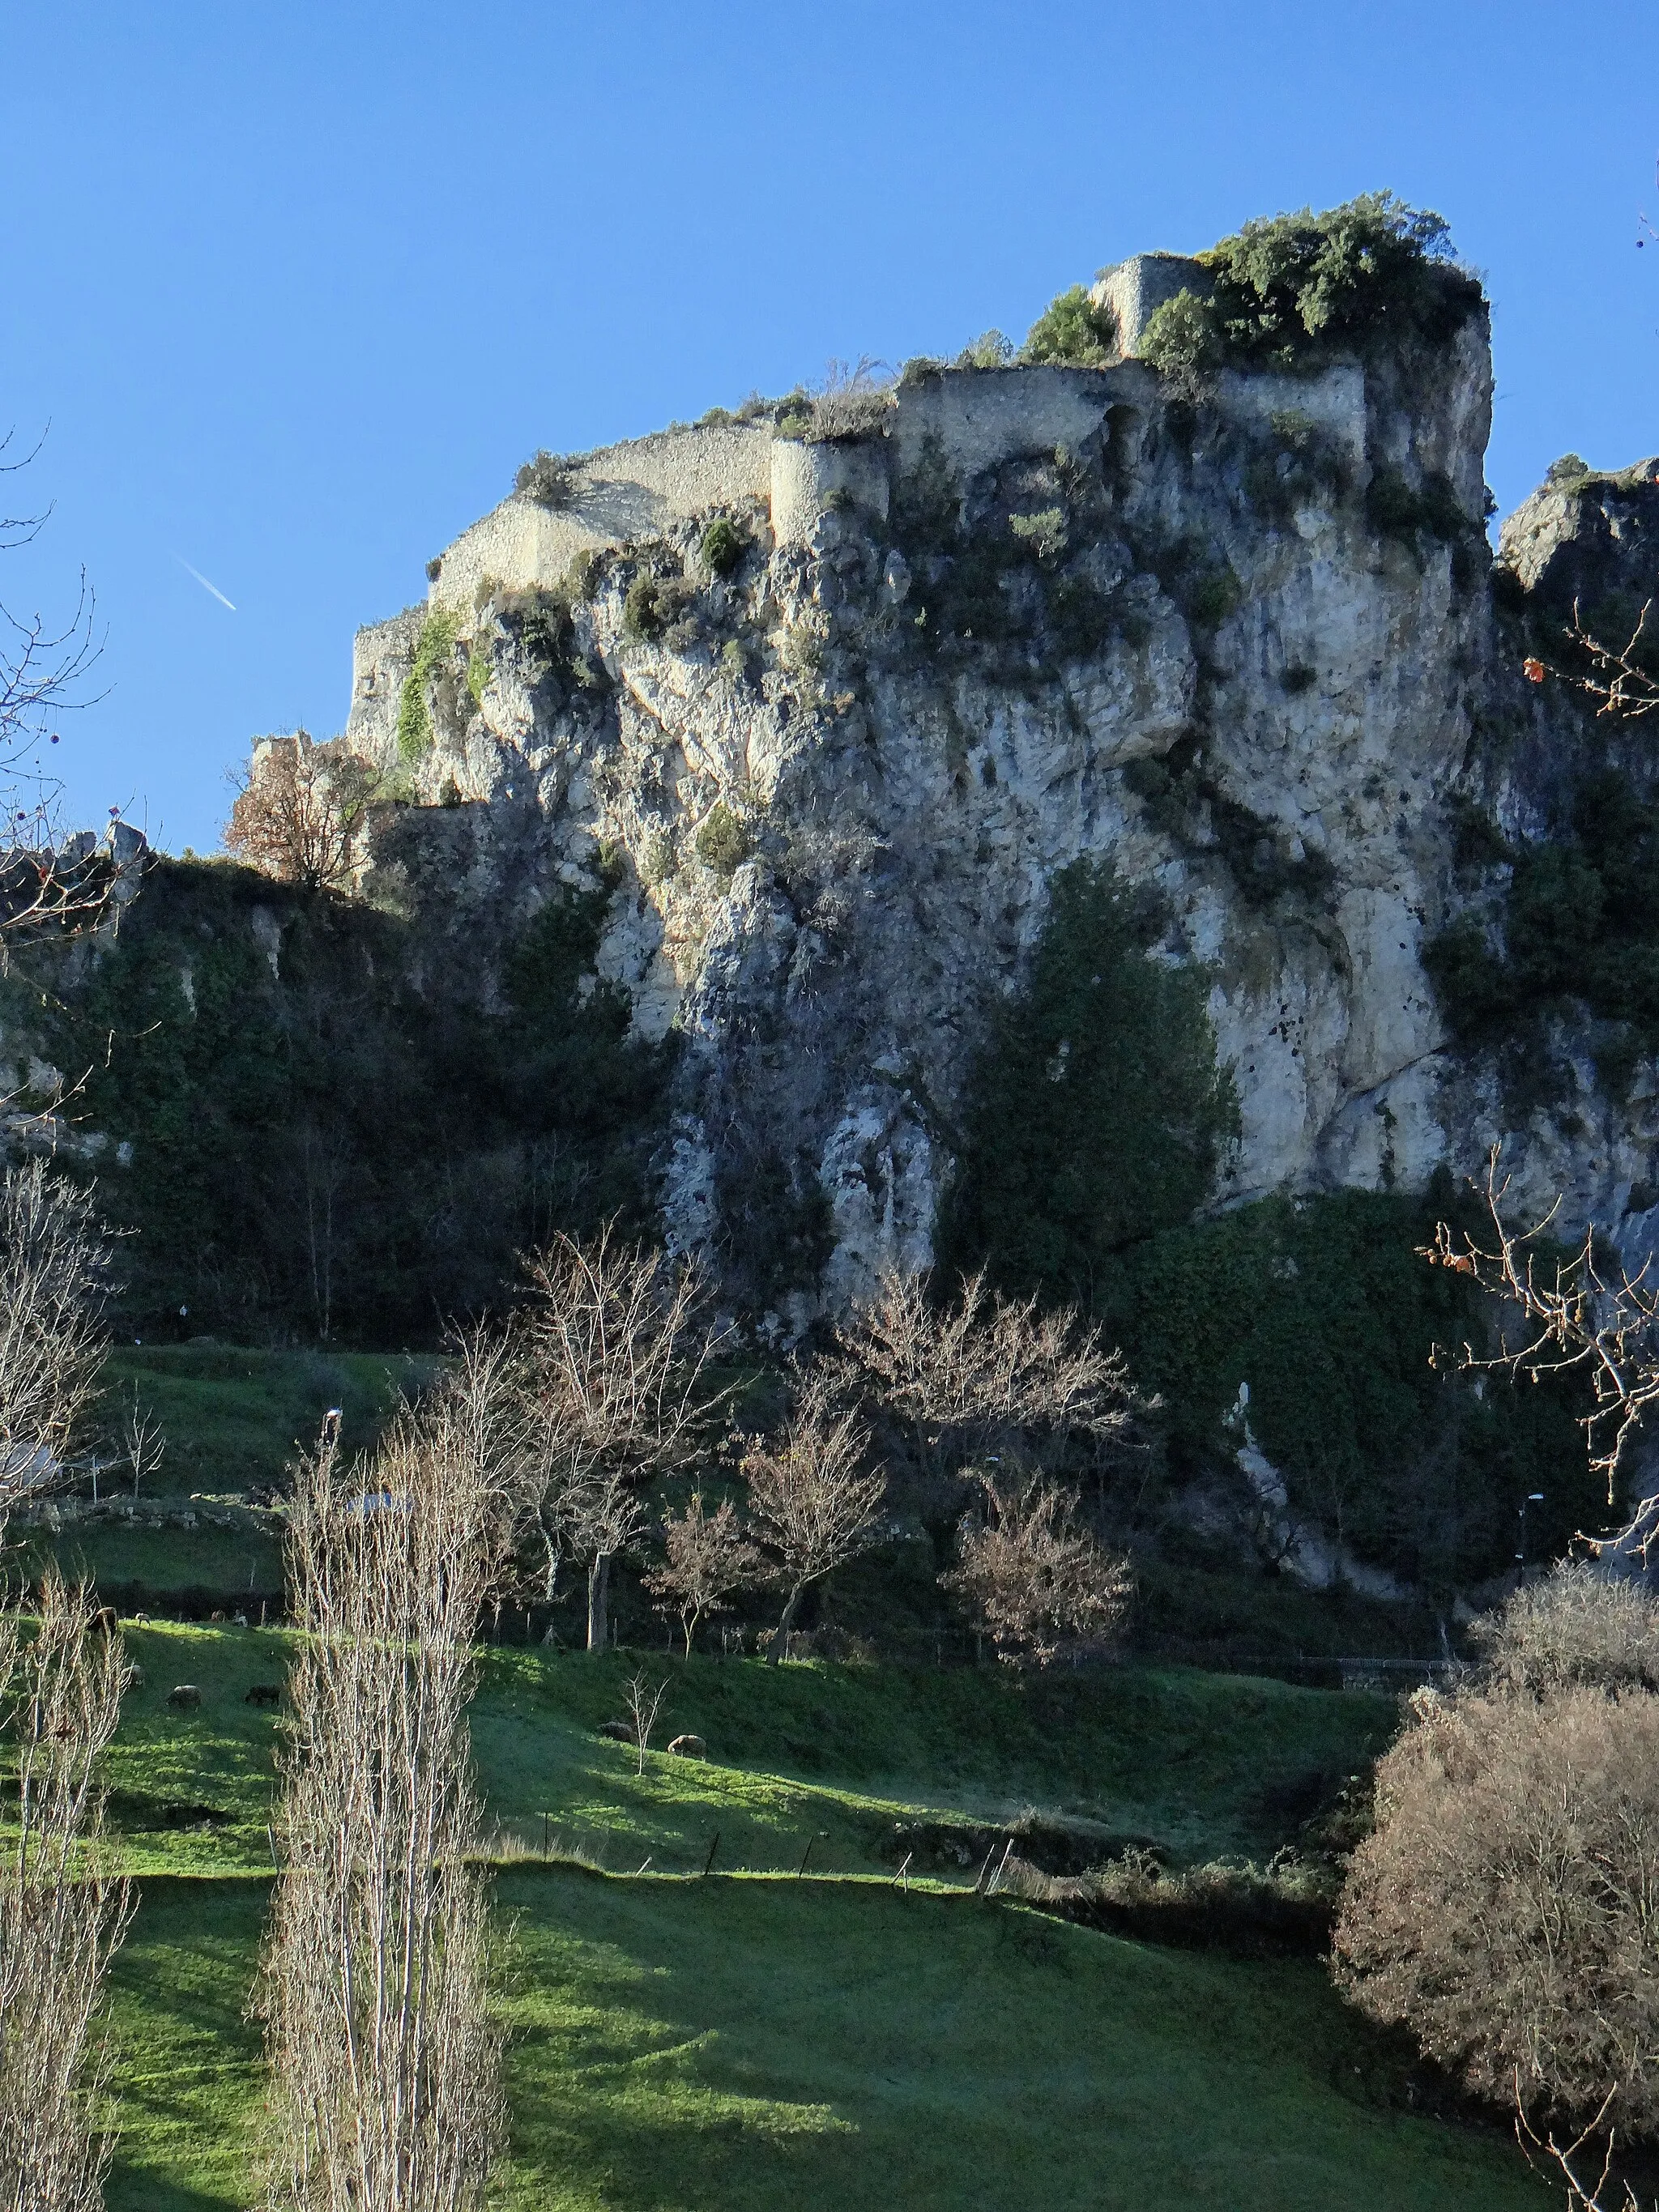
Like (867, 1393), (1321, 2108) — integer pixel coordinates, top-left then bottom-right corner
(258, 1399), (505, 2212)
(224, 731), (379, 890)
(1334, 1685), (1659, 2138)
(1472, 1562), (1659, 1697)
(945, 1468), (1132, 1665)
(0, 1571), (133, 2212)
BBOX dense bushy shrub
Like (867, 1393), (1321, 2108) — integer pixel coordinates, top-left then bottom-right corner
(1021, 286), (1117, 369)
(622, 572), (697, 645)
(699, 516), (747, 578)
(1140, 194), (1481, 381)
(1138, 288), (1218, 388)
(1335, 1681), (1659, 2137)
(693, 801), (752, 880)
(954, 330), (1016, 370)
(1546, 453), (1593, 488)
(1470, 1562), (1659, 1697)
(514, 450), (575, 508)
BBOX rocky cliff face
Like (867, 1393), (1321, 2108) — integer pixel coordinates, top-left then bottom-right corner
(331, 288), (1657, 1326)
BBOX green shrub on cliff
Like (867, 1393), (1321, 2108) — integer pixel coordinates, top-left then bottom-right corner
(1021, 285), (1118, 368)
(1100, 1185), (1594, 1593)
(693, 801), (753, 880)
(1426, 770), (1659, 1059)
(699, 516), (747, 578)
(396, 606), (458, 764)
(937, 859), (1238, 1300)
(1140, 193), (1481, 381)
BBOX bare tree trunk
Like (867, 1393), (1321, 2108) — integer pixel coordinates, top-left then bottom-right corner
(258, 1400), (505, 2212)
(0, 1572), (133, 2212)
(586, 1553), (609, 1652)
(768, 1583), (804, 1665)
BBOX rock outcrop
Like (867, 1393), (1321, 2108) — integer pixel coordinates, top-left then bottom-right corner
(323, 269), (1654, 1323)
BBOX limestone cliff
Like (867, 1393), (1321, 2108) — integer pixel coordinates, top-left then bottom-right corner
(327, 249), (1652, 1326)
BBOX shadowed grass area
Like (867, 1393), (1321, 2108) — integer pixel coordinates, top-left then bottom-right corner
(103, 1878), (267, 2212)
(102, 1871), (1548, 2212)
(92, 1628), (1399, 1874)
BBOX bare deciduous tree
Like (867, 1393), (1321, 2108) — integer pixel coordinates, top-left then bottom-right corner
(945, 1468), (1132, 1666)
(841, 1268), (1142, 1496)
(224, 731), (381, 891)
(621, 1673), (670, 1776)
(1334, 1681), (1659, 2146)
(113, 1388), (164, 1502)
(514, 1230), (723, 1650)
(0, 1163), (110, 1517)
(0, 1571), (133, 2212)
(259, 1392), (505, 2212)
(642, 1490), (761, 1654)
(1516, 2097), (1652, 2212)
(802, 357), (896, 442)
(0, 433), (110, 946)
(742, 1368), (886, 1663)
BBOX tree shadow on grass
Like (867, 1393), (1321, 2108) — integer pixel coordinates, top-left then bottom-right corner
(490, 1866), (1549, 2212)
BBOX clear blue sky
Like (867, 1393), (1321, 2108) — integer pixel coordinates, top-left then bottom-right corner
(2, 1), (1656, 854)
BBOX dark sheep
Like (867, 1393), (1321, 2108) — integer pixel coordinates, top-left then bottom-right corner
(244, 1682), (282, 1707)
(596, 1720), (635, 1744)
(166, 1684), (203, 1709)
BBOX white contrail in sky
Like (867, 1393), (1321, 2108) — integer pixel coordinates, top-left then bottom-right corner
(173, 554), (236, 611)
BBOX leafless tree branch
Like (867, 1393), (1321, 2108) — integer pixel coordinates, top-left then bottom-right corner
(258, 1395), (505, 2212)
(839, 1268), (1145, 1496)
(0, 1571), (134, 2212)
(510, 1228), (727, 1648)
(1422, 1146), (1659, 1530)
(743, 1366), (886, 1662)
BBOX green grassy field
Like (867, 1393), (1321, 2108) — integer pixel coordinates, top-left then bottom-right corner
(97, 1343), (433, 1497)
(100, 1626), (1400, 1873)
(17, 1353), (1539, 2207)
(77, 1626), (1553, 2206)
(103, 1869), (1546, 2212)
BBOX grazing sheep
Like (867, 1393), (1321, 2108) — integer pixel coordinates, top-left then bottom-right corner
(667, 1734), (707, 1759)
(244, 1682), (281, 1707)
(166, 1684), (203, 1709)
(596, 1720), (635, 1744)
